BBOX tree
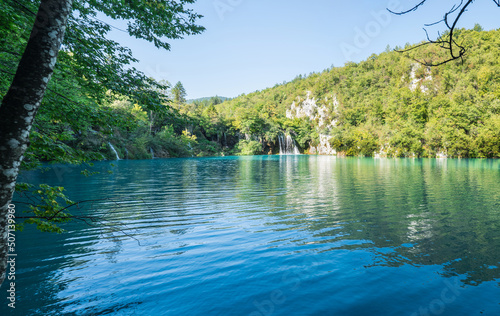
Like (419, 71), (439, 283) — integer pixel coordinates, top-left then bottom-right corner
(0, 0), (73, 288)
(172, 81), (187, 103)
(0, 0), (204, 286)
(473, 23), (484, 32)
(390, 0), (500, 66)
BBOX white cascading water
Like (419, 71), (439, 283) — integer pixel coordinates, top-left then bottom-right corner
(278, 134), (300, 155)
(108, 142), (120, 160)
(150, 147), (155, 159)
(278, 135), (283, 155)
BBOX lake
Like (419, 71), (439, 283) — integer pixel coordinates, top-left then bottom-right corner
(1, 156), (500, 315)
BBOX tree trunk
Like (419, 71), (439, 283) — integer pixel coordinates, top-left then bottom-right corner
(0, 0), (73, 286)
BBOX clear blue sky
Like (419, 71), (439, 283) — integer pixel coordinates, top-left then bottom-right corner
(105, 0), (500, 99)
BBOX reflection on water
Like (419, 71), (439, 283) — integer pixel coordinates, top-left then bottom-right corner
(1, 156), (499, 315)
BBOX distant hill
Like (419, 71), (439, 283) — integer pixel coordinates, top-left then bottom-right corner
(187, 96), (230, 104)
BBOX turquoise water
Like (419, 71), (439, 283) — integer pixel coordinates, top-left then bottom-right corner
(1, 156), (500, 315)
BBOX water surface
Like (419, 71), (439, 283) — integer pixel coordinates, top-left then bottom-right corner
(2, 156), (500, 315)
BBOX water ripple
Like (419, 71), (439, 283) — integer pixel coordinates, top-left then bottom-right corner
(4, 157), (500, 315)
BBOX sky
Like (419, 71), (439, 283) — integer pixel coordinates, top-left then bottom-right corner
(104, 0), (500, 99)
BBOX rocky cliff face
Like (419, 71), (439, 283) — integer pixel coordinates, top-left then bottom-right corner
(285, 64), (437, 156)
(309, 134), (336, 155)
(408, 63), (433, 93)
(286, 91), (337, 129)
(285, 91), (337, 155)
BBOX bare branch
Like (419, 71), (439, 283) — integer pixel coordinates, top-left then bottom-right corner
(14, 197), (145, 245)
(7, 0), (37, 16)
(389, 0), (480, 66)
(387, 0), (428, 15)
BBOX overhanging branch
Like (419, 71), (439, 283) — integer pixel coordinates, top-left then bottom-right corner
(389, 0), (498, 66)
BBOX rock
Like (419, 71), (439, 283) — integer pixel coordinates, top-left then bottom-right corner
(309, 134), (336, 155)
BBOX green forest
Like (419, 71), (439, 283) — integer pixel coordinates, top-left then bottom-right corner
(1, 13), (499, 179)
(214, 27), (500, 159)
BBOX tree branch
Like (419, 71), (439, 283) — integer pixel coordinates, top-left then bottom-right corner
(387, 0), (428, 15)
(390, 0), (497, 66)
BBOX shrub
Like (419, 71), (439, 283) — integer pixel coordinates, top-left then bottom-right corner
(235, 140), (263, 155)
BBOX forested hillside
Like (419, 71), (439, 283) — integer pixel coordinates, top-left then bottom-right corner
(2, 27), (499, 166)
(215, 27), (500, 158)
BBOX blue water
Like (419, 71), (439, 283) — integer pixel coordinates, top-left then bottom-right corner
(1, 156), (500, 315)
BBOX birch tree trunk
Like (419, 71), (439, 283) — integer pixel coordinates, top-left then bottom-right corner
(0, 0), (73, 286)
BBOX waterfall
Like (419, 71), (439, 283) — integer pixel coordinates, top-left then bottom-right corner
(188, 142), (194, 157)
(278, 135), (283, 155)
(124, 148), (129, 159)
(288, 134), (300, 155)
(278, 134), (300, 155)
(108, 142), (120, 160)
(150, 147), (155, 159)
